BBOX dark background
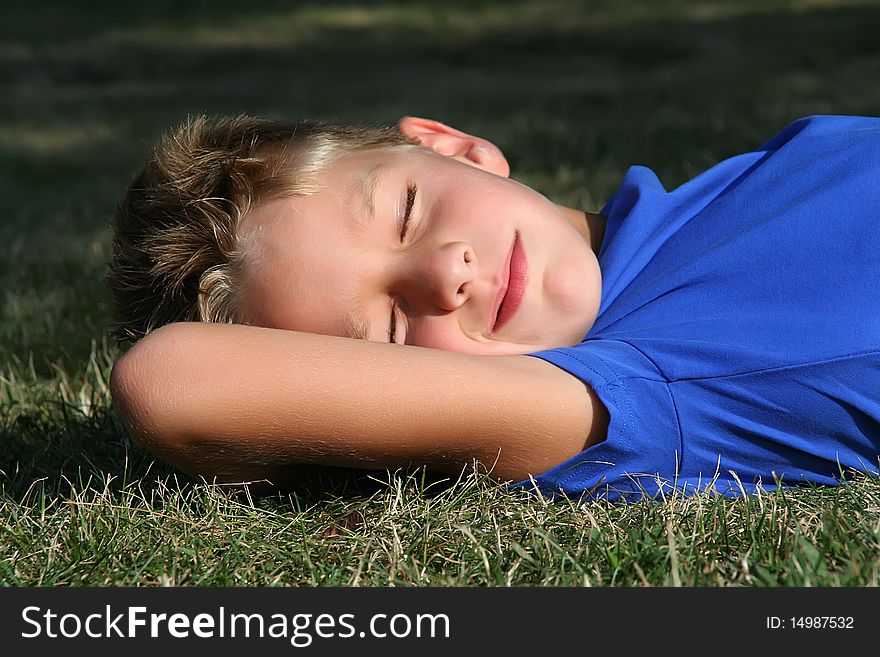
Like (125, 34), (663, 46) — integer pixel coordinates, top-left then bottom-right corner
(2, 0), (879, 372)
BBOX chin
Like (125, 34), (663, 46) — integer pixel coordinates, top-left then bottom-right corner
(562, 310), (598, 346)
(556, 331), (589, 349)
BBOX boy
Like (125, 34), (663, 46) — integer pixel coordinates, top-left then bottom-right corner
(108, 114), (880, 501)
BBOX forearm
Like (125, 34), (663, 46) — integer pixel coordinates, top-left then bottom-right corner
(110, 322), (597, 485)
(111, 322), (440, 480)
(110, 322), (596, 484)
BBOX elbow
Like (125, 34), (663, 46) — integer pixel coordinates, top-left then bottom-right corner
(109, 322), (297, 491)
(109, 323), (197, 467)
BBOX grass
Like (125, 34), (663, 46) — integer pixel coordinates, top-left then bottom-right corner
(3, 347), (880, 587)
(2, 0), (880, 586)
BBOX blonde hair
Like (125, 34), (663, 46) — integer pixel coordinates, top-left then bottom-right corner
(108, 114), (408, 343)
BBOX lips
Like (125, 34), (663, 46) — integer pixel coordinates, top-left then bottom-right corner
(491, 232), (527, 334)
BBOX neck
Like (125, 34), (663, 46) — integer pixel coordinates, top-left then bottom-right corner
(558, 205), (606, 256)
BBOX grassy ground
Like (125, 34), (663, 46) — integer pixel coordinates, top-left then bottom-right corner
(2, 0), (880, 586)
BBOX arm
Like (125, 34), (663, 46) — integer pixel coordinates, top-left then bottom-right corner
(109, 322), (608, 488)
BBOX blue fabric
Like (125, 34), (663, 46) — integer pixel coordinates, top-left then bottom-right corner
(516, 115), (880, 502)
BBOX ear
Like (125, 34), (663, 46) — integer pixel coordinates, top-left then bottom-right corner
(397, 116), (510, 178)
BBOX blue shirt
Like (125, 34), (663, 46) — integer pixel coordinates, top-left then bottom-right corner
(518, 115), (880, 501)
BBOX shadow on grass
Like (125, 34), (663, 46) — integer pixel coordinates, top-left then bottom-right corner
(0, 400), (165, 502)
(0, 397), (460, 509)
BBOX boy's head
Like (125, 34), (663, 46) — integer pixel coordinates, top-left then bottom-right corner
(109, 115), (409, 343)
(110, 115), (602, 354)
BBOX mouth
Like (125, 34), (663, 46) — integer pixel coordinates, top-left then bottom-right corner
(491, 232), (528, 334)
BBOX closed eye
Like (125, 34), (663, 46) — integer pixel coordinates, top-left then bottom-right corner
(389, 305), (403, 345)
(390, 183), (417, 344)
(399, 182), (417, 241)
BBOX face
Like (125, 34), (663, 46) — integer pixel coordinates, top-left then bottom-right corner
(237, 144), (602, 356)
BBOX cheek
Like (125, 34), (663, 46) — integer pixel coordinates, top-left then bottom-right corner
(543, 252), (592, 312)
(408, 322), (470, 353)
(409, 322), (532, 356)
(542, 251), (602, 340)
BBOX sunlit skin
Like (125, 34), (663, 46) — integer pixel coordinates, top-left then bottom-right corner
(237, 117), (606, 355)
(109, 118), (611, 488)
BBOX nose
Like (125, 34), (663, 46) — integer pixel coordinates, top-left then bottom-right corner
(397, 241), (475, 313)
